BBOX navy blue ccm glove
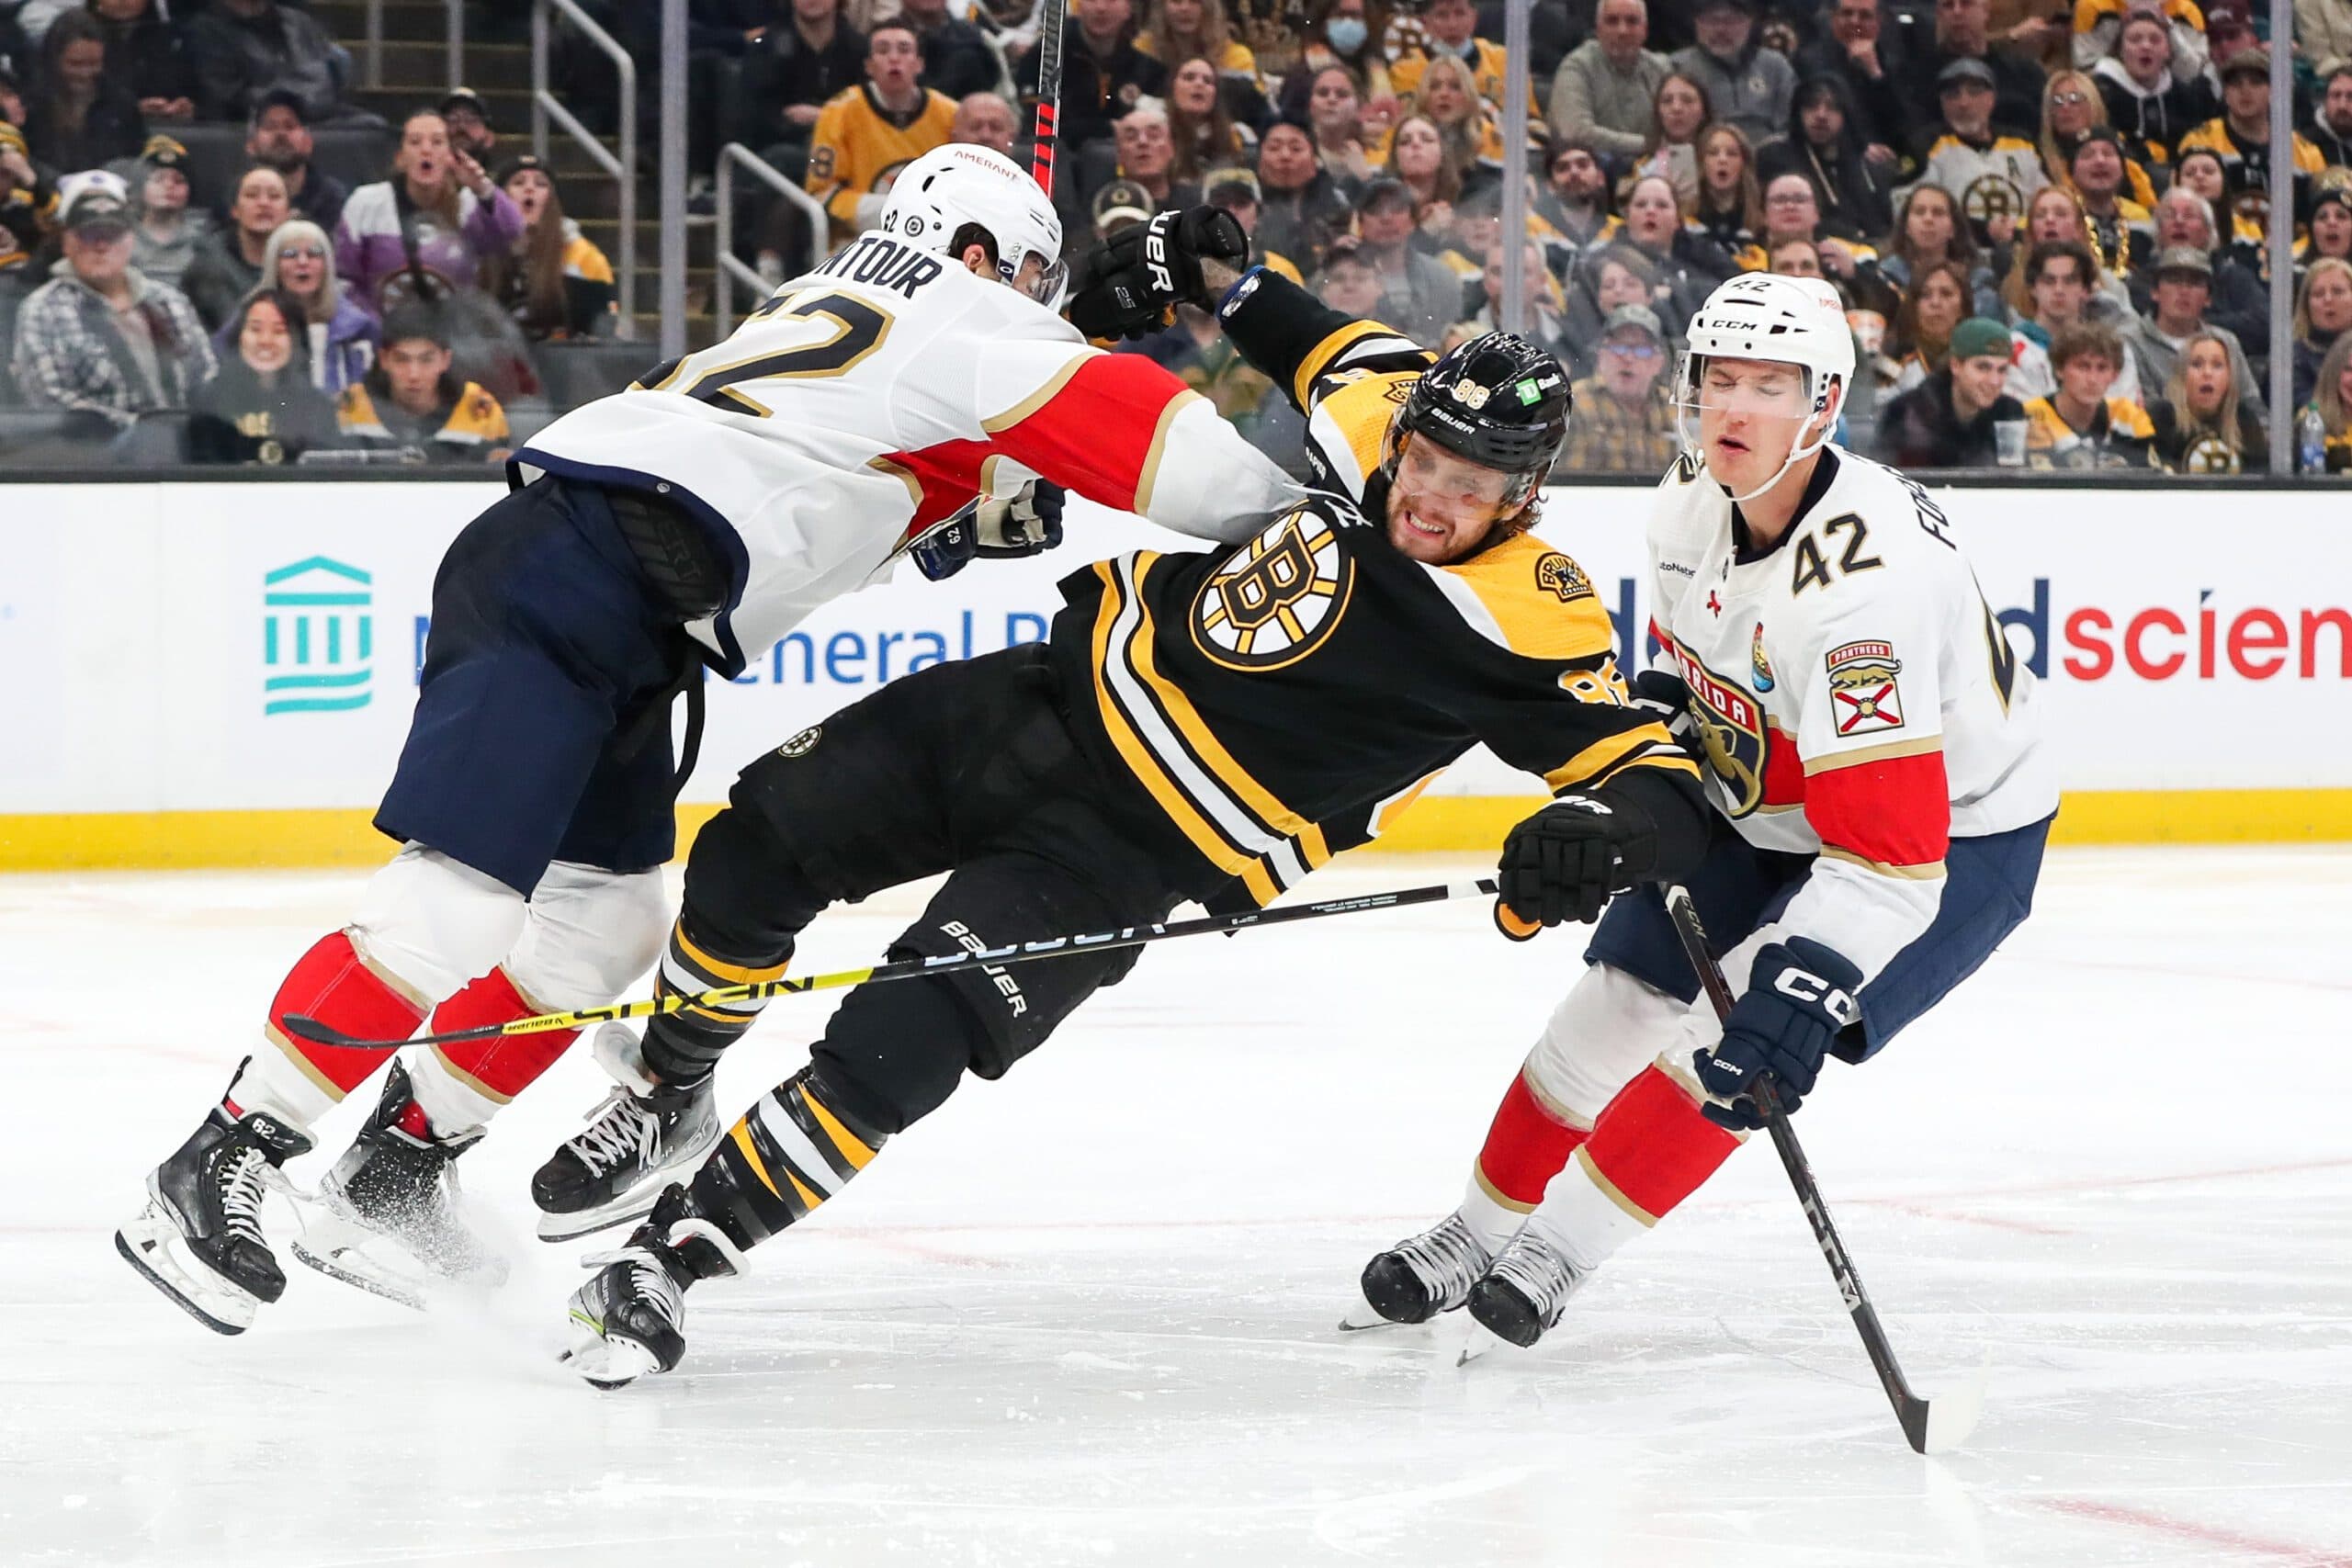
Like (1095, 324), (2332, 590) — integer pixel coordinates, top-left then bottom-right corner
(1693, 937), (1865, 1129)
(911, 480), (1066, 581)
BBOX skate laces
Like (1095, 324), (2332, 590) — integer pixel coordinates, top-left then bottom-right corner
(1488, 1228), (1583, 1325)
(1392, 1214), (1491, 1309)
(582, 1243), (684, 1325)
(217, 1144), (273, 1249)
(567, 1087), (659, 1178)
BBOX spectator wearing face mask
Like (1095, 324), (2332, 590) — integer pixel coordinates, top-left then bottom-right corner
(1873, 312), (2029, 466)
(1289, 0), (1393, 108)
(2089, 11), (2213, 169)
(2021, 319), (2157, 468)
(14, 173), (216, 435)
(1561, 302), (1679, 473)
(189, 285), (341, 464)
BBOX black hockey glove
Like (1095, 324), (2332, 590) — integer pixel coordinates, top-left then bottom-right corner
(1068, 207), (1248, 341)
(1630, 667), (1692, 727)
(910, 507), (978, 581)
(1493, 784), (1661, 940)
(1692, 937), (1865, 1129)
(973, 479), (1065, 559)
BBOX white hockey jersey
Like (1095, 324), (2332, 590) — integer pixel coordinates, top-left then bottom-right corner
(517, 231), (1302, 675)
(1646, 446), (2058, 982)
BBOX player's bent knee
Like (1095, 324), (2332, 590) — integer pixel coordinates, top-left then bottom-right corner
(1523, 962), (1690, 1123)
(680, 804), (830, 958)
(505, 863), (668, 1009)
(350, 843), (530, 1001)
(808, 975), (978, 1137)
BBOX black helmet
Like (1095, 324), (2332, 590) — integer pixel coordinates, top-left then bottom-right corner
(1387, 332), (1572, 509)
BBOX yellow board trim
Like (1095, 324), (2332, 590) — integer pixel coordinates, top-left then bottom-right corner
(8, 790), (2352, 871)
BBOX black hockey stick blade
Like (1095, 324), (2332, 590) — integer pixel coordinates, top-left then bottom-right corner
(1661, 885), (1987, 1455)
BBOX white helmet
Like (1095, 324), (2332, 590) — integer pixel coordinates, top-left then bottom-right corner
(1674, 273), (1855, 501)
(876, 144), (1068, 309)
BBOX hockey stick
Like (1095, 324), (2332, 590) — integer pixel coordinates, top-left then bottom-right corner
(284, 877), (1501, 1053)
(1661, 885), (1988, 1456)
(1025, 0), (1068, 195)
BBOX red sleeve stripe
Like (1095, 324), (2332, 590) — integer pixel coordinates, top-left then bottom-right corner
(1804, 747), (1951, 872)
(986, 352), (1197, 514)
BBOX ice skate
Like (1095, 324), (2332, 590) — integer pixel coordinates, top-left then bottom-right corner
(560, 1184), (743, 1388)
(116, 1097), (313, 1336)
(292, 1060), (507, 1309)
(1464, 1225), (1589, 1352)
(1340, 1212), (1493, 1330)
(532, 1023), (720, 1243)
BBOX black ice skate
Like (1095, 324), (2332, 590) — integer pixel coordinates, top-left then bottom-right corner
(560, 1184), (744, 1388)
(1464, 1226), (1589, 1354)
(531, 1023), (720, 1243)
(291, 1060), (507, 1309)
(1340, 1212), (1494, 1330)
(116, 1091), (313, 1336)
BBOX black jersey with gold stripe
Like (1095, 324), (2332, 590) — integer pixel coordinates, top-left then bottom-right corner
(1212, 265), (1436, 510)
(1046, 492), (1700, 908)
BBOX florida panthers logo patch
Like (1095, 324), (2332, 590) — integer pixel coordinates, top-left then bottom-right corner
(1534, 552), (1593, 604)
(1668, 643), (1770, 818)
(1192, 509), (1353, 671)
(1825, 640), (1904, 735)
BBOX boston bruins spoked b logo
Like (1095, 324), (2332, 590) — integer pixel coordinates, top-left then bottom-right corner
(1192, 510), (1354, 670)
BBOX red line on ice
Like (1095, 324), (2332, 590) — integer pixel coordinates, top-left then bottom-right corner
(2035, 1497), (2352, 1567)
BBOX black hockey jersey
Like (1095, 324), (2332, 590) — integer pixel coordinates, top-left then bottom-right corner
(1046, 269), (1698, 908)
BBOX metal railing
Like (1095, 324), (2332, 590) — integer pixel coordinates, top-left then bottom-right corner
(531, 0), (637, 337)
(360, 0), (468, 90)
(712, 142), (831, 339)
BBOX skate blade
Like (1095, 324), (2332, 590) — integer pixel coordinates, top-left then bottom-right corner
(559, 1317), (663, 1390)
(290, 1236), (432, 1312)
(1338, 1284), (1415, 1332)
(535, 1193), (661, 1244)
(114, 1218), (257, 1337)
(1454, 1316), (1510, 1367)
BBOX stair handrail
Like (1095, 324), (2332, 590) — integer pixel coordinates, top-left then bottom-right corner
(447, 0), (466, 90)
(531, 0), (638, 337)
(713, 142), (831, 339)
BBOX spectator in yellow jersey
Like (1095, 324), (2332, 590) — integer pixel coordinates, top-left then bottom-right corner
(486, 155), (616, 342)
(1390, 0), (1517, 111)
(2023, 319), (2157, 467)
(2072, 0), (2209, 85)
(2039, 71), (2154, 208)
(807, 21), (958, 242)
(2177, 50), (2326, 248)
(335, 303), (509, 465)
(1560, 301), (1679, 473)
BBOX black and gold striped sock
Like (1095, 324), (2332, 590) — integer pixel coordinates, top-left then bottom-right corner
(640, 919), (790, 1089)
(690, 1067), (886, 1247)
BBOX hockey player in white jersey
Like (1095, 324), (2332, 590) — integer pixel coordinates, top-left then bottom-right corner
(1348, 272), (2060, 1348)
(115, 143), (1301, 1336)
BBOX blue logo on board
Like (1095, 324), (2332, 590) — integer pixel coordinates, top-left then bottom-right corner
(264, 557), (373, 715)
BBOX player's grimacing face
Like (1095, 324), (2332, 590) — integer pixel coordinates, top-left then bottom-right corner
(1693, 356), (1814, 491)
(1387, 433), (1515, 564)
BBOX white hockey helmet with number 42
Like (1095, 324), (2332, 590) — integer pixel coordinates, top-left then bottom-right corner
(876, 144), (1068, 310)
(1674, 272), (1856, 502)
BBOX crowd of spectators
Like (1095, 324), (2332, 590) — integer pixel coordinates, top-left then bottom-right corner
(4, 0), (2352, 474)
(0, 2), (618, 465)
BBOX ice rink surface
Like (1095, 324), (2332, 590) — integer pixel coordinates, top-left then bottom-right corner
(4, 846), (2348, 1567)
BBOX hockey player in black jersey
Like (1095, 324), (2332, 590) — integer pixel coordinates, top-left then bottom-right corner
(552, 265), (1713, 1386)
